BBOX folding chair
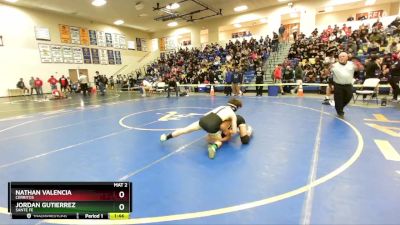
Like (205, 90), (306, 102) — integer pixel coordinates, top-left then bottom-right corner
(353, 78), (380, 105)
(156, 82), (166, 95)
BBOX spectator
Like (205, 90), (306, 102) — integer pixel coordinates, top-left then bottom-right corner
(29, 77), (35, 95)
(16, 78), (29, 95)
(273, 64), (284, 95)
(59, 75), (69, 92)
(78, 74), (89, 96)
(48, 75), (58, 90)
(34, 77), (43, 96)
(389, 58), (400, 102)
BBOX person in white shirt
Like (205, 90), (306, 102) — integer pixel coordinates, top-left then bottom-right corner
(331, 52), (363, 117)
(141, 79), (153, 97)
(78, 74), (89, 96)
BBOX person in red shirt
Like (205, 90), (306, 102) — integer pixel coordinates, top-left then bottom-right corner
(59, 75), (69, 92)
(34, 77), (43, 96)
(48, 75), (58, 90)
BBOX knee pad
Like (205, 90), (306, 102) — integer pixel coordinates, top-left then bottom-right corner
(241, 135), (250, 144)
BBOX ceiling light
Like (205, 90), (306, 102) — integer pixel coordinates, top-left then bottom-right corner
(139, 13), (148, 17)
(278, 0), (289, 2)
(5, 0), (18, 2)
(234, 5), (248, 12)
(166, 3), (180, 10)
(234, 23), (242, 28)
(168, 21), (178, 27)
(290, 12), (298, 18)
(365, 0), (376, 5)
(92, 0), (106, 7)
(260, 18), (268, 23)
(114, 20), (124, 25)
(325, 6), (334, 12)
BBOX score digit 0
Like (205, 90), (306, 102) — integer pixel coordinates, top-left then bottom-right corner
(119, 191), (125, 198)
(119, 204), (125, 211)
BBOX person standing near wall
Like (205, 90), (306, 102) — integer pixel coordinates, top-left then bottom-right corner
(29, 77), (35, 95)
(255, 67), (264, 96)
(331, 52), (363, 118)
(34, 77), (43, 96)
(59, 75), (69, 92)
(48, 75), (58, 91)
(389, 58), (400, 102)
(79, 74), (89, 96)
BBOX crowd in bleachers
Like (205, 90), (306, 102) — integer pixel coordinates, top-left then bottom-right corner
(285, 17), (400, 86)
(141, 33), (280, 90)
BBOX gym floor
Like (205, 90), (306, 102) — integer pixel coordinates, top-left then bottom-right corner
(0, 92), (399, 225)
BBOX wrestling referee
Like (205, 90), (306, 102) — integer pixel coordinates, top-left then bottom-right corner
(331, 52), (363, 118)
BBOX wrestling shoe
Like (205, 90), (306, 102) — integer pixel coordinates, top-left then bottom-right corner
(208, 144), (217, 159)
(247, 125), (253, 137)
(160, 134), (167, 142)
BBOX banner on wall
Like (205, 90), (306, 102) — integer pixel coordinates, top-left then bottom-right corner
(141, 39), (147, 51)
(59, 24), (71, 44)
(82, 47), (91, 64)
(127, 40), (135, 50)
(51, 45), (63, 63)
(105, 33), (113, 47)
(62, 46), (74, 63)
(159, 37), (166, 51)
(70, 26), (81, 45)
(107, 50), (115, 64)
(112, 33), (120, 49)
(35, 27), (51, 41)
(119, 35), (127, 49)
(136, 38), (142, 51)
(89, 30), (97, 45)
(114, 51), (122, 64)
(97, 31), (106, 47)
(80, 28), (90, 45)
(99, 49), (108, 65)
(91, 48), (100, 64)
(38, 44), (52, 63)
(72, 47), (83, 64)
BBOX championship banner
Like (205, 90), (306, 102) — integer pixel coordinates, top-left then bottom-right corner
(62, 46), (74, 63)
(105, 33), (113, 47)
(127, 41), (135, 50)
(107, 50), (115, 65)
(91, 48), (100, 64)
(140, 39), (147, 51)
(114, 51), (122, 64)
(112, 33), (120, 49)
(82, 47), (91, 64)
(59, 24), (71, 44)
(72, 47), (83, 64)
(89, 30), (97, 45)
(119, 35), (127, 49)
(70, 26), (81, 45)
(51, 45), (63, 63)
(80, 28), (90, 46)
(99, 49), (108, 65)
(38, 44), (52, 63)
(97, 31), (106, 47)
(159, 37), (166, 51)
(136, 38), (142, 51)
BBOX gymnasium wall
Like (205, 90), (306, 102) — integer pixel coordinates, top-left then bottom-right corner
(316, 2), (399, 27)
(0, 3), (151, 97)
(152, 0), (399, 47)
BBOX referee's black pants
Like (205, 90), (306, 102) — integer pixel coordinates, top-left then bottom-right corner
(389, 76), (400, 100)
(334, 83), (353, 116)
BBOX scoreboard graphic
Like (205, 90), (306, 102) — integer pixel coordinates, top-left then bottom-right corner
(8, 182), (132, 220)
